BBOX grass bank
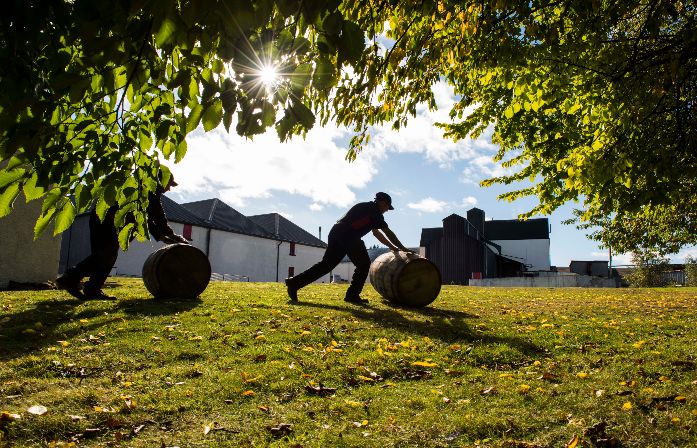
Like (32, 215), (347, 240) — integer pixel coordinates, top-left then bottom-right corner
(1, 280), (696, 447)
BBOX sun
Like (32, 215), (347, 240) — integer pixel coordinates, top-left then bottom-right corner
(259, 64), (278, 87)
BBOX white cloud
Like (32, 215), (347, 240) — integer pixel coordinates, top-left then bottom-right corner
(170, 124), (375, 209)
(591, 251), (632, 265)
(460, 196), (478, 207)
(407, 197), (449, 213)
(167, 80), (502, 209)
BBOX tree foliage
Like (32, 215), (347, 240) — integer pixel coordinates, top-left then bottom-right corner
(624, 251), (670, 287)
(1, 0), (696, 254)
(1, 0), (370, 244)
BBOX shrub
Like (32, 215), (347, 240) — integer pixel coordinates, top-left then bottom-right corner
(685, 256), (697, 287)
(625, 251), (670, 287)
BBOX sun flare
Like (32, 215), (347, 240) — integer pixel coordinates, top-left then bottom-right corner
(259, 64), (278, 87)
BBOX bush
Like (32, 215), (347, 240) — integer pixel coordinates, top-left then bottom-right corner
(625, 252), (670, 287)
(685, 256), (697, 287)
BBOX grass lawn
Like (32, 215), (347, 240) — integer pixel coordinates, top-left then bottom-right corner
(1, 280), (696, 447)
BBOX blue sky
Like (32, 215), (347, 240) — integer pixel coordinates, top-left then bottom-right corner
(166, 81), (695, 267)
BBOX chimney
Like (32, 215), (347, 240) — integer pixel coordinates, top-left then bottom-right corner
(274, 213), (280, 236)
(319, 226), (322, 241)
(466, 207), (485, 238)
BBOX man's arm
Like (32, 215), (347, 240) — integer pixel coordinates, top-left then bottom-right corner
(147, 192), (187, 243)
(372, 228), (412, 252)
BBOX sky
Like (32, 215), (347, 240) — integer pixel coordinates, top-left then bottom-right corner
(166, 81), (696, 268)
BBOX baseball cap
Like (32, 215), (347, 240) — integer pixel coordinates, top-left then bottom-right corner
(375, 192), (394, 210)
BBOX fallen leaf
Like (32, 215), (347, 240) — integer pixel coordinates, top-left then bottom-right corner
(622, 402), (632, 411)
(565, 434), (580, 448)
(576, 372), (589, 379)
(242, 390), (256, 396)
(0, 411), (21, 421)
(268, 423), (292, 437)
(27, 405), (48, 415)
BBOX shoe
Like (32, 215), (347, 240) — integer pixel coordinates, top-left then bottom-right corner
(285, 278), (298, 302)
(55, 275), (84, 300)
(82, 289), (116, 301)
(344, 296), (369, 304)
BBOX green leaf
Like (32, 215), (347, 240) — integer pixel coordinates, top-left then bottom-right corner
(223, 110), (233, 132)
(186, 104), (204, 133)
(313, 57), (336, 90)
(175, 140), (188, 163)
(202, 99), (223, 131)
(291, 101), (315, 130)
(41, 188), (63, 213)
(23, 172), (45, 201)
(140, 130), (153, 152)
(118, 223), (135, 250)
(0, 182), (21, 218)
(34, 208), (56, 239)
(0, 168), (25, 189)
(53, 200), (76, 235)
(338, 21), (365, 64)
(155, 12), (178, 47)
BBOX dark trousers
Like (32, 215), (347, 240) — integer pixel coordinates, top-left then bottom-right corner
(289, 226), (371, 298)
(64, 211), (119, 293)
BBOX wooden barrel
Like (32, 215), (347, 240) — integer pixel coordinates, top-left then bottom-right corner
(142, 243), (211, 300)
(369, 251), (441, 307)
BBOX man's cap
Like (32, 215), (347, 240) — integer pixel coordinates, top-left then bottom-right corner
(375, 192), (394, 210)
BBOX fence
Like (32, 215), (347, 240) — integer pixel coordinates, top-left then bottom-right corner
(210, 273), (250, 282)
(661, 271), (685, 286)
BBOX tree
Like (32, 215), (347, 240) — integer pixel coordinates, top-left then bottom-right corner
(624, 250), (670, 287)
(0, 0), (369, 246)
(2, 1), (696, 255)
(337, 0), (696, 255)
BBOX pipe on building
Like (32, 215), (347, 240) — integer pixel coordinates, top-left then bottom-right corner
(275, 240), (282, 282)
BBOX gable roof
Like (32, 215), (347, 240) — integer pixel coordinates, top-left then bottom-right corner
(161, 195), (208, 226)
(248, 213), (327, 248)
(181, 199), (273, 238)
(485, 218), (549, 240)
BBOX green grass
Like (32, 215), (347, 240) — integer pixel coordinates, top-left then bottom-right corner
(1, 280), (696, 447)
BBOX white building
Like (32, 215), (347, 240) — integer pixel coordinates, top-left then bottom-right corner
(60, 196), (329, 283)
(484, 217), (551, 271)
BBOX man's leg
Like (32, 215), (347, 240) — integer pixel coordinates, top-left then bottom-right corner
(345, 239), (371, 302)
(286, 239), (346, 300)
(82, 215), (119, 299)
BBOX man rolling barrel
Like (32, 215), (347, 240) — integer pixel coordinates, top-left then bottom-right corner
(285, 192), (412, 304)
(56, 173), (187, 300)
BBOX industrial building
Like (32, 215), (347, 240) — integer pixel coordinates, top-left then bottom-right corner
(419, 208), (550, 285)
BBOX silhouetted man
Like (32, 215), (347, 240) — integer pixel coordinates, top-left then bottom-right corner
(285, 192), (411, 303)
(56, 176), (187, 300)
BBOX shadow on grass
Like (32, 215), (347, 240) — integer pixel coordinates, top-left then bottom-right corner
(0, 295), (201, 361)
(291, 300), (542, 356)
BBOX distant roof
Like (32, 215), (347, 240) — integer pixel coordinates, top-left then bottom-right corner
(181, 199), (273, 238)
(420, 227), (443, 247)
(485, 218), (549, 240)
(161, 195), (208, 226)
(248, 213), (327, 248)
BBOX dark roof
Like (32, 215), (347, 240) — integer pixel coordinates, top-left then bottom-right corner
(181, 199), (273, 238)
(420, 227), (443, 247)
(485, 218), (549, 240)
(161, 195), (208, 226)
(248, 213), (327, 248)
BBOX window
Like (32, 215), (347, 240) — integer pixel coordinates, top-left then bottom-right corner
(288, 266), (295, 277)
(289, 242), (296, 256)
(183, 224), (192, 241)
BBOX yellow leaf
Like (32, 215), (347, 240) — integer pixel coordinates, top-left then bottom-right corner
(300, 330), (311, 336)
(358, 375), (375, 382)
(659, 376), (670, 382)
(565, 434), (580, 448)
(622, 402), (632, 411)
(518, 384), (531, 394)
(411, 361), (438, 368)
(242, 390), (256, 396)
(57, 340), (70, 347)
(345, 400), (362, 407)
(79, 319), (88, 323)
(576, 372), (589, 379)
(675, 396), (686, 402)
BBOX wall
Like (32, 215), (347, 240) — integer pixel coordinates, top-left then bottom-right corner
(60, 220), (328, 283)
(113, 223), (208, 277)
(469, 274), (618, 288)
(0, 192), (62, 288)
(491, 238), (551, 271)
